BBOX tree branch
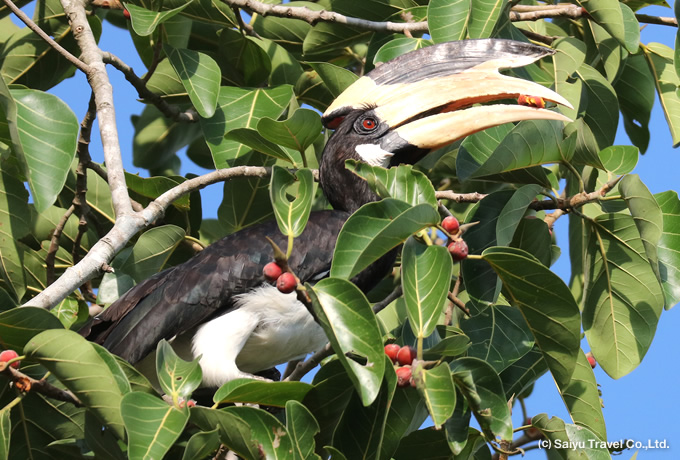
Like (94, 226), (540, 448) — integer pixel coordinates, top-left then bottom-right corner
(1, 364), (82, 407)
(2, 0), (90, 73)
(60, 0), (133, 217)
(103, 52), (199, 123)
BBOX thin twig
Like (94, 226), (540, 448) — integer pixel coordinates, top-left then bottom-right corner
(46, 205), (76, 286)
(102, 52), (199, 122)
(1, 365), (82, 407)
(372, 284), (403, 314)
(284, 344), (333, 382)
(2, 0), (90, 73)
(435, 191), (488, 203)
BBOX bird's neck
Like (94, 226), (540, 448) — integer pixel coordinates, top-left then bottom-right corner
(319, 146), (380, 213)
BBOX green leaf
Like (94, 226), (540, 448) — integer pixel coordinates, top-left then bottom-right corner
(119, 225), (185, 283)
(482, 247), (581, 388)
(576, 0), (626, 46)
(575, 64), (619, 152)
(619, 175), (663, 284)
(582, 214), (664, 378)
(155, 340), (202, 402)
(345, 162), (437, 207)
(225, 406), (294, 459)
(200, 85), (293, 168)
(533, 414), (610, 460)
(380, 380), (429, 459)
(307, 62), (360, 98)
(6, 89), (78, 213)
(0, 410), (9, 460)
(190, 406), (260, 460)
(270, 166), (314, 238)
(121, 392), (189, 460)
(373, 37), (433, 64)
(51, 296), (85, 329)
(214, 379), (312, 407)
(510, 217), (552, 267)
(598, 145), (638, 174)
(0, 165), (29, 300)
(164, 45), (220, 118)
(588, 20), (625, 83)
(655, 191), (680, 309)
(182, 428), (220, 460)
(460, 304), (534, 373)
(224, 128), (295, 164)
(257, 109), (322, 153)
(303, 24), (371, 61)
(644, 43), (680, 147)
(286, 400), (322, 460)
(468, 0), (504, 38)
(331, 199), (440, 280)
(401, 237), (452, 339)
(125, 173), (190, 210)
(620, 3), (640, 53)
(416, 363), (455, 429)
(0, 307), (63, 351)
(450, 357), (512, 441)
(499, 346), (548, 399)
(24, 329), (126, 440)
(126, 1), (195, 36)
(307, 278), (385, 406)
(558, 350), (607, 441)
(393, 428), (457, 459)
(614, 54), (655, 153)
(218, 28), (272, 87)
(428, 0), (470, 42)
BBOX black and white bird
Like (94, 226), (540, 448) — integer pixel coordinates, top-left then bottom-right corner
(84, 39), (571, 387)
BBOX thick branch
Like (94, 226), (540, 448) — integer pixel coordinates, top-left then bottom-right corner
(103, 52), (199, 123)
(60, 0), (132, 217)
(223, 0), (428, 33)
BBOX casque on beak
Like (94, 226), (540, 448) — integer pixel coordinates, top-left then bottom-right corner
(322, 39), (573, 155)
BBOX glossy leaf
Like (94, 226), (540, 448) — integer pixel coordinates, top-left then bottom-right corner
(655, 191), (680, 309)
(483, 247), (581, 388)
(468, 0), (504, 38)
(224, 128), (295, 164)
(307, 62), (359, 98)
(165, 45), (220, 118)
(619, 3), (640, 53)
(373, 37), (433, 64)
(270, 166), (314, 238)
(582, 214), (664, 378)
(155, 340), (202, 402)
(614, 54), (655, 153)
(558, 350), (607, 441)
(644, 43), (680, 147)
(307, 278), (385, 406)
(257, 109), (322, 154)
(380, 379), (429, 460)
(450, 357), (512, 441)
(345, 162), (437, 207)
(24, 329), (126, 440)
(598, 145), (638, 174)
(575, 64), (619, 152)
(460, 304), (534, 373)
(189, 406), (259, 459)
(225, 406), (295, 459)
(510, 217), (552, 267)
(416, 363), (455, 429)
(200, 85), (293, 167)
(0, 165), (29, 300)
(119, 225), (185, 283)
(7, 89), (78, 213)
(401, 237), (452, 339)
(576, 0), (626, 46)
(126, 1), (195, 36)
(0, 307), (63, 351)
(182, 428), (220, 460)
(428, 0), (470, 42)
(214, 379), (312, 407)
(286, 400), (322, 460)
(331, 199), (440, 280)
(121, 392), (189, 460)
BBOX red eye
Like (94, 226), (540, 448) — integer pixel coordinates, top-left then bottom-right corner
(362, 118), (377, 130)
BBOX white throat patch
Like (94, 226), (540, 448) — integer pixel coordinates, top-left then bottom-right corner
(355, 143), (394, 167)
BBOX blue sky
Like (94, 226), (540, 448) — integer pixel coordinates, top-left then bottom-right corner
(14, 2), (680, 456)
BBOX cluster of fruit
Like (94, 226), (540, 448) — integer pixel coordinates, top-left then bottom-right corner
(441, 216), (468, 261)
(384, 344), (417, 387)
(263, 262), (298, 293)
(0, 350), (20, 369)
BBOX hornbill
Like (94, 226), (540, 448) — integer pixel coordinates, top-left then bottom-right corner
(85, 39), (571, 387)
